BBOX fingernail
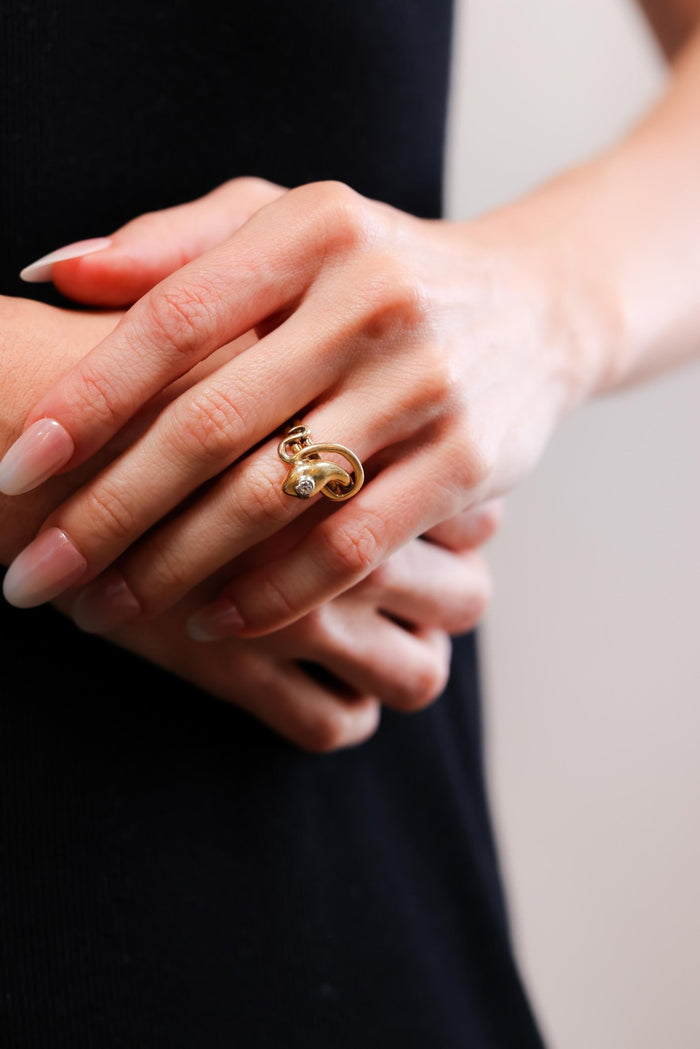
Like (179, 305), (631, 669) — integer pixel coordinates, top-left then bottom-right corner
(186, 598), (245, 642)
(3, 528), (87, 608)
(19, 237), (113, 283)
(72, 570), (141, 634)
(0, 418), (74, 495)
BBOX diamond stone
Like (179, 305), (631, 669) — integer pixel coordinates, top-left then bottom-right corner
(294, 476), (315, 497)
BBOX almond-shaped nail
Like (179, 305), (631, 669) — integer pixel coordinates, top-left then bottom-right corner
(19, 237), (113, 283)
(3, 528), (87, 608)
(186, 598), (245, 642)
(72, 570), (141, 634)
(0, 418), (74, 495)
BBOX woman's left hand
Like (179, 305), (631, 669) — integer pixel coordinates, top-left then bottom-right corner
(50, 505), (499, 753)
(0, 178), (596, 637)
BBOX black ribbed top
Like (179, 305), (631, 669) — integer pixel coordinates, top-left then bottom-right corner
(0, 2), (547, 1045)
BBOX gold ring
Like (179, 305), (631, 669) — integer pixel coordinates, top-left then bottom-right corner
(278, 424), (364, 501)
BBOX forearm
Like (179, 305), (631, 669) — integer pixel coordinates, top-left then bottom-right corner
(0, 298), (62, 447)
(0, 296), (121, 561)
(463, 24), (700, 404)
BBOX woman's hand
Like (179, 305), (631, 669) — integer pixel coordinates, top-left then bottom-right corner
(0, 297), (124, 561)
(57, 504), (499, 753)
(0, 296), (257, 563)
(0, 294), (501, 751)
(20, 176), (287, 306)
(0, 178), (597, 638)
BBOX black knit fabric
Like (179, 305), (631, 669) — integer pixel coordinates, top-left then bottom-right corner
(0, 2), (547, 1045)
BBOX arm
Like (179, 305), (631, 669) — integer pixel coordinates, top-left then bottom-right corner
(488, 14), (700, 398)
(0, 297), (124, 559)
(0, 295), (498, 751)
(6, 15), (700, 642)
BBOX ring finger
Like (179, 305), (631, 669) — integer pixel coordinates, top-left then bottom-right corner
(52, 383), (432, 631)
(2, 310), (408, 614)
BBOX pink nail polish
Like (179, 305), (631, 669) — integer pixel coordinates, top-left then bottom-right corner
(0, 418), (74, 495)
(3, 528), (87, 608)
(19, 237), (113, 283)
(72, 570), (141, 634)
(186, 598), (245, 642)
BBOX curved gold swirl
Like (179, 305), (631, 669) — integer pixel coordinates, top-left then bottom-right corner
(278, 425), (364, 501)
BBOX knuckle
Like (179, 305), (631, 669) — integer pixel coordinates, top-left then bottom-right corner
(68, 361), (127, 430)
(298, 705), (361, 754)
(477, 499), (504, 541)
(470, 563), (494, 619)
(452, 561), (493, 633)
(296, 180), (372, 251)
(71, 478), (137, 544)
(122, 209), (166, 238)
(129, 543), (191, 608)
(462, 443), (493, 492)
(363, 262), (432, 336)
(258, 572), (303, 626)
(317, 513), (385, 582)
(420, 342), (459, 402)
(412, 649), (451, 710)
(362, 558), (396, 597)
(300, 178), (358, 210)
(141, 279), (218, 360)
(168, 385), (246, 467)
(442, 420), (494, 494)
(451, 501), (503, 551)
(393, 345), (458, 427)
(227, 175), (283, 202)
(385, 653), (448, 714)
(297, 604), (335, 648)
(233, 460), (288, 528)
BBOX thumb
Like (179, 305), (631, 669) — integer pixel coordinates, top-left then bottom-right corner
(20, 176), (286, 307)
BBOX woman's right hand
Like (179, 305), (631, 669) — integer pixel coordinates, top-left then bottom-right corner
(0, 293), (500, 751)
(2, 174), (584, 645)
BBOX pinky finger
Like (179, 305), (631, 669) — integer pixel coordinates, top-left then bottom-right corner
(98, 593), (381, 755)
(207, 649), (381, 754)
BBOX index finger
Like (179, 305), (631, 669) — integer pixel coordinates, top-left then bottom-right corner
(0, 182), (355, 495)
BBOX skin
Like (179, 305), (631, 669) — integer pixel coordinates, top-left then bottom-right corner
(1, 181), (576, 644)
(8, 11), (700, 646)
(3, 0), (697, 751)
(0, 296), (499, 752)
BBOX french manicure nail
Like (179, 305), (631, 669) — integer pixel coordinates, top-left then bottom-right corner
(0, 418), (74, 495)
(3, 528), (87, 608)
(72, 570), (141, 634)
(186, 598), (245, 642)
(19, 237), (113, 283)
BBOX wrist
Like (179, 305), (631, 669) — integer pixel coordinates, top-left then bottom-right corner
(0, 297), (57, 446)
(456, 171), (627, 416)
(472, 31), (700, 404)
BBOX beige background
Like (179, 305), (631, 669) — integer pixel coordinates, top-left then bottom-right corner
(444, 2), (700, 1048)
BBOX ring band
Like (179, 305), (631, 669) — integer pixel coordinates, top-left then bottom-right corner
(278, 424), (364, 501)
